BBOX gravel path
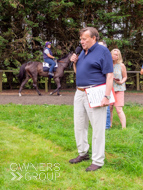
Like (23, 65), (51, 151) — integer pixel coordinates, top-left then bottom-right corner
(0, 89), (143, 105)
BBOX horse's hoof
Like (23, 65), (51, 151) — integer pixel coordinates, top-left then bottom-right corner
(19, 93), (22, 97)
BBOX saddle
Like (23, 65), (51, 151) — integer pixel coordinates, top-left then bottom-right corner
(43, 60), (58, 72)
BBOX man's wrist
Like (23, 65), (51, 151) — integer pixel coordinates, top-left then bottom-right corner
(104, 95), (111, 100)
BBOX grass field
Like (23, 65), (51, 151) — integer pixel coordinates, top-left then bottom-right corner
(0, 103), (143, 190)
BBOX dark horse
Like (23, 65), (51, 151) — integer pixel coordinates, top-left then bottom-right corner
(18, 53), (73, 96)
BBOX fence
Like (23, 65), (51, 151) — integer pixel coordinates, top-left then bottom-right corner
(0, 70), (142, 92)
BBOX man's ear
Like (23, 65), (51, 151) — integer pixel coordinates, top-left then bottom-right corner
(93, 36), (96, 41)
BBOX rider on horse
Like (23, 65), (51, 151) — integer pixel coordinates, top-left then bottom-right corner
(43, 41), (56, 77)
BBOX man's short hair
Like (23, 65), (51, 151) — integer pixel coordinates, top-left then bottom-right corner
(79, 27), (99, 41)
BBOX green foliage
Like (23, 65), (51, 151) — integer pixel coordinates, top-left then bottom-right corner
(0, 0), (142, 75)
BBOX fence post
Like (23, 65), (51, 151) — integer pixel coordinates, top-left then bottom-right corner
(45, 78), (48, 92)
(136, 73), (140, 91)
(0, 72), (2, 92)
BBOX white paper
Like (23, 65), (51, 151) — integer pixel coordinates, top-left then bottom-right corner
(85, 84), (115, 108)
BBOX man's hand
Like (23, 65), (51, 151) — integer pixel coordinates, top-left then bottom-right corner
(101, 72), (113, 107)
(101, 97), (110, 107)
(70, 53), (78, 63)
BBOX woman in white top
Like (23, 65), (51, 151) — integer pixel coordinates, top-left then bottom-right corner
(110, 49), (127, 129)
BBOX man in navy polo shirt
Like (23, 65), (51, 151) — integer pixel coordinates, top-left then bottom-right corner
(69, 27), (113, 171)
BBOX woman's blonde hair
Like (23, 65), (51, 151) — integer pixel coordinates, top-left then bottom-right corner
(111, 49), (123, 63)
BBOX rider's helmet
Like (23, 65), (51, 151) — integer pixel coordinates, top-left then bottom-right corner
(45, 41), (51, 46)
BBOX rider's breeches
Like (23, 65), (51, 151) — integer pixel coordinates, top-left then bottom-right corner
(44, 58), (56, 73)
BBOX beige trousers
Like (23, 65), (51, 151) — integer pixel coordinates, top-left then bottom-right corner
(74, 89), (107, 166)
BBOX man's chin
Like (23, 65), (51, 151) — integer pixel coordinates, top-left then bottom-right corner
(82, 46), (86, 50)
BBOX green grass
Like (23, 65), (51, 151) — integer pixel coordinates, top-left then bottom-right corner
(0, 103), (143, 190)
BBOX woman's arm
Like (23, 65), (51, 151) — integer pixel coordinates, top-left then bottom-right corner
(121, 63), (127, 83)
(115, 63), (127, 85)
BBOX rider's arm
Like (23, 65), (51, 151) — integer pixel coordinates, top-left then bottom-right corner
(47, 53), (55, 59)
(44, 49), (55, 59)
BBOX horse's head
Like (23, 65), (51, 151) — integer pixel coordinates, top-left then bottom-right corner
(57, 52), (73, 65)
(68, 52), (74, 60)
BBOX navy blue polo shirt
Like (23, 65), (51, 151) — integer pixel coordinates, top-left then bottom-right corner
(76, 42), (113, 86)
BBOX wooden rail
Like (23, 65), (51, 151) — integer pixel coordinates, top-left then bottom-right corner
(0, 70), (142, 92)
(127, 71), (141, 91)
(0, 70), (48, 92)
(0, 70), (17, 92)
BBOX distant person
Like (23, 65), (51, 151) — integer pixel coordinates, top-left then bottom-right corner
(43, 41), (56, 77)
(140, 64), (143, 75)
(98, 40), (111, 130)
(69, 27), (113, 172)
(110, 49), (127, 129)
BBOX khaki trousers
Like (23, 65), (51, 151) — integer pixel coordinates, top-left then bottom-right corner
(74, 89), (107, 166)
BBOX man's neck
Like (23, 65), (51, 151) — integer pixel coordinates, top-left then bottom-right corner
(85, 42), (96, 55)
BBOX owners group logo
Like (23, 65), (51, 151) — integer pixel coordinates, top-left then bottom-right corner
(10, 163), (60, 181)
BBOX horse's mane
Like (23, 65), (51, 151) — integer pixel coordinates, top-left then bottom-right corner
(57, 53), (69, 61)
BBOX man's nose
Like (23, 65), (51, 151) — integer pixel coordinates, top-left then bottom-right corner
(80, 40), (84, 44)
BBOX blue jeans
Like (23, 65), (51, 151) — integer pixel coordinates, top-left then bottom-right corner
(106, 106), (110, 129)
(44, 58), (56, 73)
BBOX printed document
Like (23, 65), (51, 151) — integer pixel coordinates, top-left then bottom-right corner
(85, 84), (116, 108)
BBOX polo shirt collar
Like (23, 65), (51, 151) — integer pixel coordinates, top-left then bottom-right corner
(84, 42), (98, 54)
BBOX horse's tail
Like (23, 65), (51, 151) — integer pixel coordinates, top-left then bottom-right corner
(18, 62), (28, 83)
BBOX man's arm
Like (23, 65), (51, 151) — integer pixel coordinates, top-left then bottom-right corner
(101, 72), (113, 106)
(70, 53), (78, 73)
(73, 63), (77, 73)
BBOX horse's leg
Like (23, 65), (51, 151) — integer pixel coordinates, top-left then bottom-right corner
(19, 75), (30, 96)
(32, 75), (42, 96)
(50, 77), (61, 95)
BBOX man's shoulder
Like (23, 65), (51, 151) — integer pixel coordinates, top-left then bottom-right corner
(94, 44), (110, 56)
(95, 44), (109, 52)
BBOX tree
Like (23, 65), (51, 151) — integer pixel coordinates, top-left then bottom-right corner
(0, 0), (142, 89)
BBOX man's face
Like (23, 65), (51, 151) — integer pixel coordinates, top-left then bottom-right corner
(80, 31), (96, 51)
